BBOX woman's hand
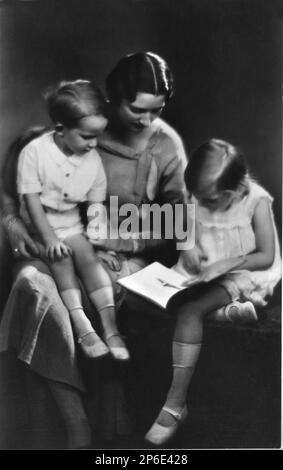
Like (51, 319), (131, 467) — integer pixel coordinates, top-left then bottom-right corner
(45, 238), (72, 263)
(5, 217), (39, 259)
(97, 250), (121, 271)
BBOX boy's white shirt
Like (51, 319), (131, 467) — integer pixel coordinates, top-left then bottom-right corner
(17, 131), (107, 210)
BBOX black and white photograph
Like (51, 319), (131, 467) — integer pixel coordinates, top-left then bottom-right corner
(0, 0), (281, 454)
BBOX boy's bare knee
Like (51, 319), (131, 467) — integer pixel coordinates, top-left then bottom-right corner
(75, 249), (97, 268)
(69, 238), (96, 263)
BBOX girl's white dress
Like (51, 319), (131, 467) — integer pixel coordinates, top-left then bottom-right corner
(175, 181), (281, 306)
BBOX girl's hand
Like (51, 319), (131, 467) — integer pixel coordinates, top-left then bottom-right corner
(45, 238), (72, 263)
(97, 250), (121, 272)
(197, 257), (246, 283)
(5, 217), (39, 259)
(180, 245), (208, 274)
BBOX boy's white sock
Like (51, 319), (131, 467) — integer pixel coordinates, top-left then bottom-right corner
(89, 287), (128, 353)
(60, 288), (93, 338)
(88, 286), (115, 313)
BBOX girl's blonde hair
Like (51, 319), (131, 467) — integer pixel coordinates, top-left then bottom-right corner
(184, 138), (249, 195)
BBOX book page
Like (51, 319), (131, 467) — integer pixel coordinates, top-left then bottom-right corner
(118, 262), (191, 308)
(118, 258), (247, 308)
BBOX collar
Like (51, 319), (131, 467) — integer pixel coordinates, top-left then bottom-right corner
(98, 128), (161, 160)
(98, 132), (139, 159)
(45, 132), (84, 167)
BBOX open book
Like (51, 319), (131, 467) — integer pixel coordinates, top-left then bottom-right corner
(117, 258), (245, 309)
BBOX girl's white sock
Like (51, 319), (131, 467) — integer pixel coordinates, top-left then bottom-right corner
(89, 286), (117, 337)
(172, 341), (202, 368)
(154, 341), (202, 427)
(88, 287), (127, 352)
(165, 341), (202, 410)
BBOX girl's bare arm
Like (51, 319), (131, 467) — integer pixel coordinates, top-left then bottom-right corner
(199, 198), (276, 282)
(241, 198), (275, 270)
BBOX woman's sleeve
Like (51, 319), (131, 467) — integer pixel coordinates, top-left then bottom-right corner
(156, 118), (188, 172)
(1, 146), (41, 234)
(1, 192), (19, 219)
(133, 154), (186, 255)
(158, 155), (186, 205)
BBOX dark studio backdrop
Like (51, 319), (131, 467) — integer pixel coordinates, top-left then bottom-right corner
(0, 0), (282, 213)
(0, 0), (282, 304)
(0, 0), (282, 451)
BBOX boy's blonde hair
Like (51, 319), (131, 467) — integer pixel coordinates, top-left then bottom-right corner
(44, 79), (107, 128)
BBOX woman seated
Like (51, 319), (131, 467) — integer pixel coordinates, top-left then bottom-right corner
(0, 52), (188, 449)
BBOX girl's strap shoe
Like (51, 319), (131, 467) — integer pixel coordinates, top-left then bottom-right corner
(225, 300), (258, 323)
(145, 405), (188, 446)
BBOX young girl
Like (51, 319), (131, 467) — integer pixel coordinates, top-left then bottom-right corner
(17, 79), (129, 361)
(145, 138), (281, 445)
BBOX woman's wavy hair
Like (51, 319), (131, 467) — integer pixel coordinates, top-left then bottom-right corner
(184, 138), (249, 195)
(106, 52), (174, 104)
(1, 126), (47, 201)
